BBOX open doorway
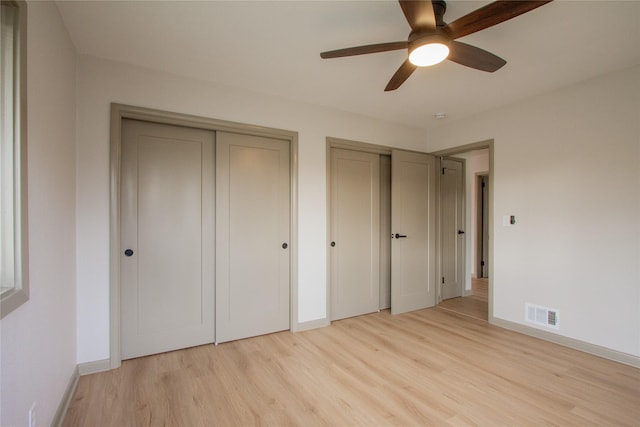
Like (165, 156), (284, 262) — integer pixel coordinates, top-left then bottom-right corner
(477, 174), (490, 279)
(436, 145), (491, 321)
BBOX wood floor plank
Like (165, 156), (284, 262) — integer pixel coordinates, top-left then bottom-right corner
(63, 308), (640, 426)
(438, 296), (488, 321)
(471, 278), (488, 300)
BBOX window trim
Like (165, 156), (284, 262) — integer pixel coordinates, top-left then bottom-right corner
(1, 0), (29, 319)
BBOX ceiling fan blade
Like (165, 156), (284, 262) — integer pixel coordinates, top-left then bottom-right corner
(385, 59), (417, 91)
(321, 41), (408, 59)
(399, 0), (436, 32)
(444, 0), (553, 40)
(447, 41), (506, 72)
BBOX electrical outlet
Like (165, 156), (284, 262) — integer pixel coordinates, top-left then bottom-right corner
(28, 402), (36, 427)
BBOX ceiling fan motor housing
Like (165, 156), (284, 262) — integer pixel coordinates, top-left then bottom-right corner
(409, 33), (450, 51)
(407, 0), (450, 54)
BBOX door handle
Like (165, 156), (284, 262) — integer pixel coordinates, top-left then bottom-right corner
(124, 249), (134, 257)
(394, 233), (407, 239)
(282, 243), (288, 249)
(458, 230), (465, 235)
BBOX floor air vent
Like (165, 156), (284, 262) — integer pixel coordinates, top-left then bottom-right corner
(525, 303), (559, 330)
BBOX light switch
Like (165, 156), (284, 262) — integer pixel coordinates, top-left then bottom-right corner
(502, 215), (516, 226)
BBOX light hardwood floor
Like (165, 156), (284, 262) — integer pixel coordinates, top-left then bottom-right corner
(63, 308), (640, 426)
(471, 277), (488, 300)
(438, 278), (489, 321)
(437, 296), (488, 321)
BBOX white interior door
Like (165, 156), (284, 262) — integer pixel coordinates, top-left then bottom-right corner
(391, 150), (436, 315)
(441, 158), (465, 300)
(329, 148), (380, 320)
(121, 119), (215, 360)
(215, 132), (290, 343)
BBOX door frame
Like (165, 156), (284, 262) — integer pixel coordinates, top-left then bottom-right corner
(109, 103), (299, 369)
(431, 139), (494, 322)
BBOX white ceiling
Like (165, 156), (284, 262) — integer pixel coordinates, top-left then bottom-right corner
(56, 0), (640, 129)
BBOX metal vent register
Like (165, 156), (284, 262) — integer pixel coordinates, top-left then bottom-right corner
(525, 303), (560, 330)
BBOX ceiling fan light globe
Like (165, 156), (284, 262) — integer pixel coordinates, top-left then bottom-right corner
(409, 43), (449, 67)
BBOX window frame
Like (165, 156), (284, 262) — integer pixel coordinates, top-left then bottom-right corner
(1, 0), (29, 319)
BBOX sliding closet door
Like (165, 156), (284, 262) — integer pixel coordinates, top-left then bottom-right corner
(215, 132), (290, 343)
(391, 150), (436, 314)
(121, 119), (215, 359)
(329, 148), (380, 320)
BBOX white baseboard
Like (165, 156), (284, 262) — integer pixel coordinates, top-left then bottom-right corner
(295, 317), (330, 332)
(78, 358), (111, 376)
(491, 317), (640, 368)
(51, 365), (79, 427)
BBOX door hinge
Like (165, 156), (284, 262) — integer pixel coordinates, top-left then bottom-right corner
(442, 167), (446, 175)
(481, 260), (485, 266)
(481, 181), (486, 188)
(441, 276), (445, 284)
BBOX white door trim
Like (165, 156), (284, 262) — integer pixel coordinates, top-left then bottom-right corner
(109, 103), (299, 369)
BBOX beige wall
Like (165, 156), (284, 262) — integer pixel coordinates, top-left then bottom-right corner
(428, 66), (640, 357)
(0, 1), (77, 425)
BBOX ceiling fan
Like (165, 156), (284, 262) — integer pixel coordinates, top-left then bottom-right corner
(320, 0), (553, 91)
